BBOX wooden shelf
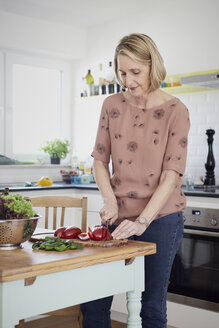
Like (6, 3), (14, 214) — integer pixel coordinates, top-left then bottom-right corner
(163, 69), (218, 94)
(80, 69), (218, 98)
(162, 85), (217, 94)
(80, 85), (217, 99)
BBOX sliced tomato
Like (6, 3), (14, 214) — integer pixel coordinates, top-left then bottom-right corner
(105, 229), (113, 241)
(88, 226), (94, 240)
(87, 225), (112, 241)
(54, 227), (66, 238)
(92, 227), (104, 241)
(92, 226), (110, 241)
(78, 233), (90, 241)
(100, 226), (107, 240)
(62, 226), (81, 239)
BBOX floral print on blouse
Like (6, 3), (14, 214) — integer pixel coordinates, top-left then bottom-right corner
(91, 93), (190, 225)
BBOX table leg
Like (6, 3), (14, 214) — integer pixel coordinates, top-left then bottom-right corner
(126, 290), (142, 328)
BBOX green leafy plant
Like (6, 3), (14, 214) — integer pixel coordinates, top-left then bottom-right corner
(41, 139), (70, 160)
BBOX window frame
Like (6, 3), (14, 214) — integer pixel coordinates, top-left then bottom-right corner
(1, 51), (72, 162)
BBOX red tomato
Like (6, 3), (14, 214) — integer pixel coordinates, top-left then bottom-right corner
(62, 226), (82, 239)
(78, 233), (90, 241)
(54, 227), (66, 238)
(105, 229), (113, 241)
(88, 225), (112, 241)
(92, 227), (104, 241)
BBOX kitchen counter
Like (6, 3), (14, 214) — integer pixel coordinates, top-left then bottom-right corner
(181, 186), (219, 198)
(1, 182), (219, 198)
(0, 182), (99, 192)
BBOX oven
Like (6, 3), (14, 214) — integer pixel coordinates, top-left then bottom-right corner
(168, 207), (219, 312)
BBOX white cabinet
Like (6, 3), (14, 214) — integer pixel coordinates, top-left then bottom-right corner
(186, 195), (219, 209)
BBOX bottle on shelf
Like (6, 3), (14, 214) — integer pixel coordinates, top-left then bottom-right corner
(85, 69), (94, 84)
(104, 61), (120, 94)
(98, 64), (105, 86)
(98, 63), (105, 95)
(105, 61), (115, 84)
(81, 64), (121, 97)
(85, 157), (92, 175)
(85, 157), (95, 183)
(79, 161), (85, 175)
(85, 69), (94, 96)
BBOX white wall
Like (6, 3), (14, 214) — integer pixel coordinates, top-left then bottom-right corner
(0, 10), (86, 59)
(176, 90), (219, 182)
(74, 0), (219, 90)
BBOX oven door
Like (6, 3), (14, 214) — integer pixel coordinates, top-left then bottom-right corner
(168, 228), (219, 312)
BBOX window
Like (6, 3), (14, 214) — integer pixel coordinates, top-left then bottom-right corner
(1, 52), (71, 162)
(13, 64), (62, 155)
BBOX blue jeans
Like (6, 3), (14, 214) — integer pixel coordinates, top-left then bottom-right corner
(80, 211), (184, 328)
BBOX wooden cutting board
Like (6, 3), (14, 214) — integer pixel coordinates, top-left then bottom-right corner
(30, 233), (128, 247)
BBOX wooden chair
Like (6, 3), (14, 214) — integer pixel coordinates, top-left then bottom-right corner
(17, 195), (87, 328)
(30, 195), (87, 232)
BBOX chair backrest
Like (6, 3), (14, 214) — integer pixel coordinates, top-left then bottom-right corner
(30, 195), (87, 231)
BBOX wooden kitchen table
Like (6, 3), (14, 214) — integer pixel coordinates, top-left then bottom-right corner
(0, 234), (156, 328)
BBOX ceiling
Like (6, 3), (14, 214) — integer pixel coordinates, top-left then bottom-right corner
(0, 0), (149, 29)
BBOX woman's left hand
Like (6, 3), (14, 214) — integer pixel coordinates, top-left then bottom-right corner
(112, 219), (147, 240)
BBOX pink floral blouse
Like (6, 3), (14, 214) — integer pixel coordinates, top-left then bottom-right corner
(91, 93), (190, 225)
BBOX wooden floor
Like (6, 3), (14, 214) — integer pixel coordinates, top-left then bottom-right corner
(16, 316), (126, 328)
(16, 315), (176, 328)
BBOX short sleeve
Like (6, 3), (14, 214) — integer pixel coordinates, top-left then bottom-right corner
(91, 99), (111, 163)
(162, 103), (190, 175)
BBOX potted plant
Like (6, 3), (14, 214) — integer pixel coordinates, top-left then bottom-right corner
(41, 139), (70, 164)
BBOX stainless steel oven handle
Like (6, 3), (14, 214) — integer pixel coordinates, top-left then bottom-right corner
(184, 228), (219, 237)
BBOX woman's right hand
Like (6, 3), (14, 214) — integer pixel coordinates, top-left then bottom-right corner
(99, 201), (118, 226)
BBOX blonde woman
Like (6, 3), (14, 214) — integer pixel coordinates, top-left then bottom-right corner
(81, 33), (190, 328)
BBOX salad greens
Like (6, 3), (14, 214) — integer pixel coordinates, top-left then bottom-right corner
(0, 188), (37, 220)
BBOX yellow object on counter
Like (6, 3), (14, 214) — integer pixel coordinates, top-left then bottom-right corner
(36, 176), (53, 186)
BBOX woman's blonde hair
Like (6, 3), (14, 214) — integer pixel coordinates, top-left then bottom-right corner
(114, 33), (166, 92)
